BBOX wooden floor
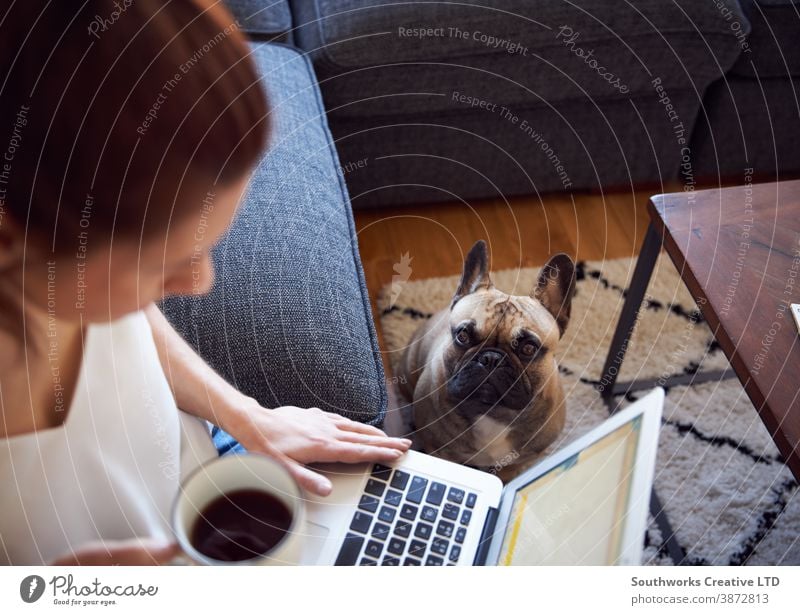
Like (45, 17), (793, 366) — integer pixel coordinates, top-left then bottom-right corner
(354, 188), (660, 353)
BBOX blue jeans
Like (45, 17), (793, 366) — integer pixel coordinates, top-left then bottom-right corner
(211, 426), (246, 456)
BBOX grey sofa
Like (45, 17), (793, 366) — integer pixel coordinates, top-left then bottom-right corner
(226, 0), (800, 207)
(162, 43), (387, 437)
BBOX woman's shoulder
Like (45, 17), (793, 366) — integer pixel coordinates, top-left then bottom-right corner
(88, 310), (153, 348)
(99, 309), (150, 332)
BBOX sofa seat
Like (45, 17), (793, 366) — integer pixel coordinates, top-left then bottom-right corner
(691, 0), (800, 178)
(161, 43), (386, 426)
(730, 0), (800, 78)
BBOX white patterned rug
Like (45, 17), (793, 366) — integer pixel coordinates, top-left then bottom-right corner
(377, 254), (800, 565)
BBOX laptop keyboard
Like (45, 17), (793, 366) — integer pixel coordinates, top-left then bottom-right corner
(334, 463), (478, 566)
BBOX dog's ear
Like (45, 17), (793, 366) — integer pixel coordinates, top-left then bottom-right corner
(452, 240), (493, 307)
(533, 253), (576, 336)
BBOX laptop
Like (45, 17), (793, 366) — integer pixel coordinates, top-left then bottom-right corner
(298, 387), (664, 566)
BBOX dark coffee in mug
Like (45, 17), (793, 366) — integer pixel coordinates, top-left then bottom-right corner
(190, 488), (293, 562)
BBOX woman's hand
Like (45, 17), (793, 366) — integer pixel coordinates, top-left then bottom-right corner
(225, 403), (412, 497)
(145, 306), (411, 497)
(51, 539), (180, 566)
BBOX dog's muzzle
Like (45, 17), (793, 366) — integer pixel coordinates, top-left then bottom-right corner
(446, 348), (531, 410)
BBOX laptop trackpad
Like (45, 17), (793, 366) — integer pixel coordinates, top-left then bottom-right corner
(297, 521), (330, 565)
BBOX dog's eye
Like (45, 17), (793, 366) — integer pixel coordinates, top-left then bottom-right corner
(453, 321), (476, 347)
(520, 341), (539, 357)
(455, 329), (471, 347)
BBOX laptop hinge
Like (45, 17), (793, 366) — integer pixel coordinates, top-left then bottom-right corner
(473, 506), (499, 566)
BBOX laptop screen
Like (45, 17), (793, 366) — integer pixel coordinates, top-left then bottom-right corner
(496, 415), (642, 565)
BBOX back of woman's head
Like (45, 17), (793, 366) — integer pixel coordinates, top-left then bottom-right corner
(0, 0), (269, 255)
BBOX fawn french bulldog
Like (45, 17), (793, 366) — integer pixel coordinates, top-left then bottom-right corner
(399, 240), (576, 478)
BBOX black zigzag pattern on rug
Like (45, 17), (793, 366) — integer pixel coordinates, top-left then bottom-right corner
(381, 305), (432, 319)
(576, 261), (705, 323)
(728, 477), (799, 565)
(674, 460), (799, 566)
(618, 386), (786, 466)
(663, 419), (785, 466)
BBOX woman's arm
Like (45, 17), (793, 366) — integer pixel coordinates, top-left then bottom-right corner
(145, 303), (251, 428)
(144, 304), (410, 496)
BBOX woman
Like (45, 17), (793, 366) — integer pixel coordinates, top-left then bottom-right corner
(0, 0), (409, 565)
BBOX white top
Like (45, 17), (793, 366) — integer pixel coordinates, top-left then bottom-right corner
(0, 311), (218, 565)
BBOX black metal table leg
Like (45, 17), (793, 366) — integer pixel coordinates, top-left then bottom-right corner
(598, 223), (662, 403)
(596, 223), (688, 564)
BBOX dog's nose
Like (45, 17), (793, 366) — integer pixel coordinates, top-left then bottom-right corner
(476, 350), (505, 369)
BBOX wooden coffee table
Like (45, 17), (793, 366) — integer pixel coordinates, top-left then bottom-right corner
(599, 179), (800, 563)
(600, 179), (800, 475)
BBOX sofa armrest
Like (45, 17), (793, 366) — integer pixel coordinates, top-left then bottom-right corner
(161, 43), (387, 429)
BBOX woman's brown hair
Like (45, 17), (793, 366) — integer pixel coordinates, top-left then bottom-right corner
(0, 0), (269, 255)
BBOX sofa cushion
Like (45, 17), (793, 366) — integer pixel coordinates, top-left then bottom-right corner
(161, 43), (386, 426)
(730, 0), (800, 77)
(224, 0), (292, 40)
(295, 0), (749, 118)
